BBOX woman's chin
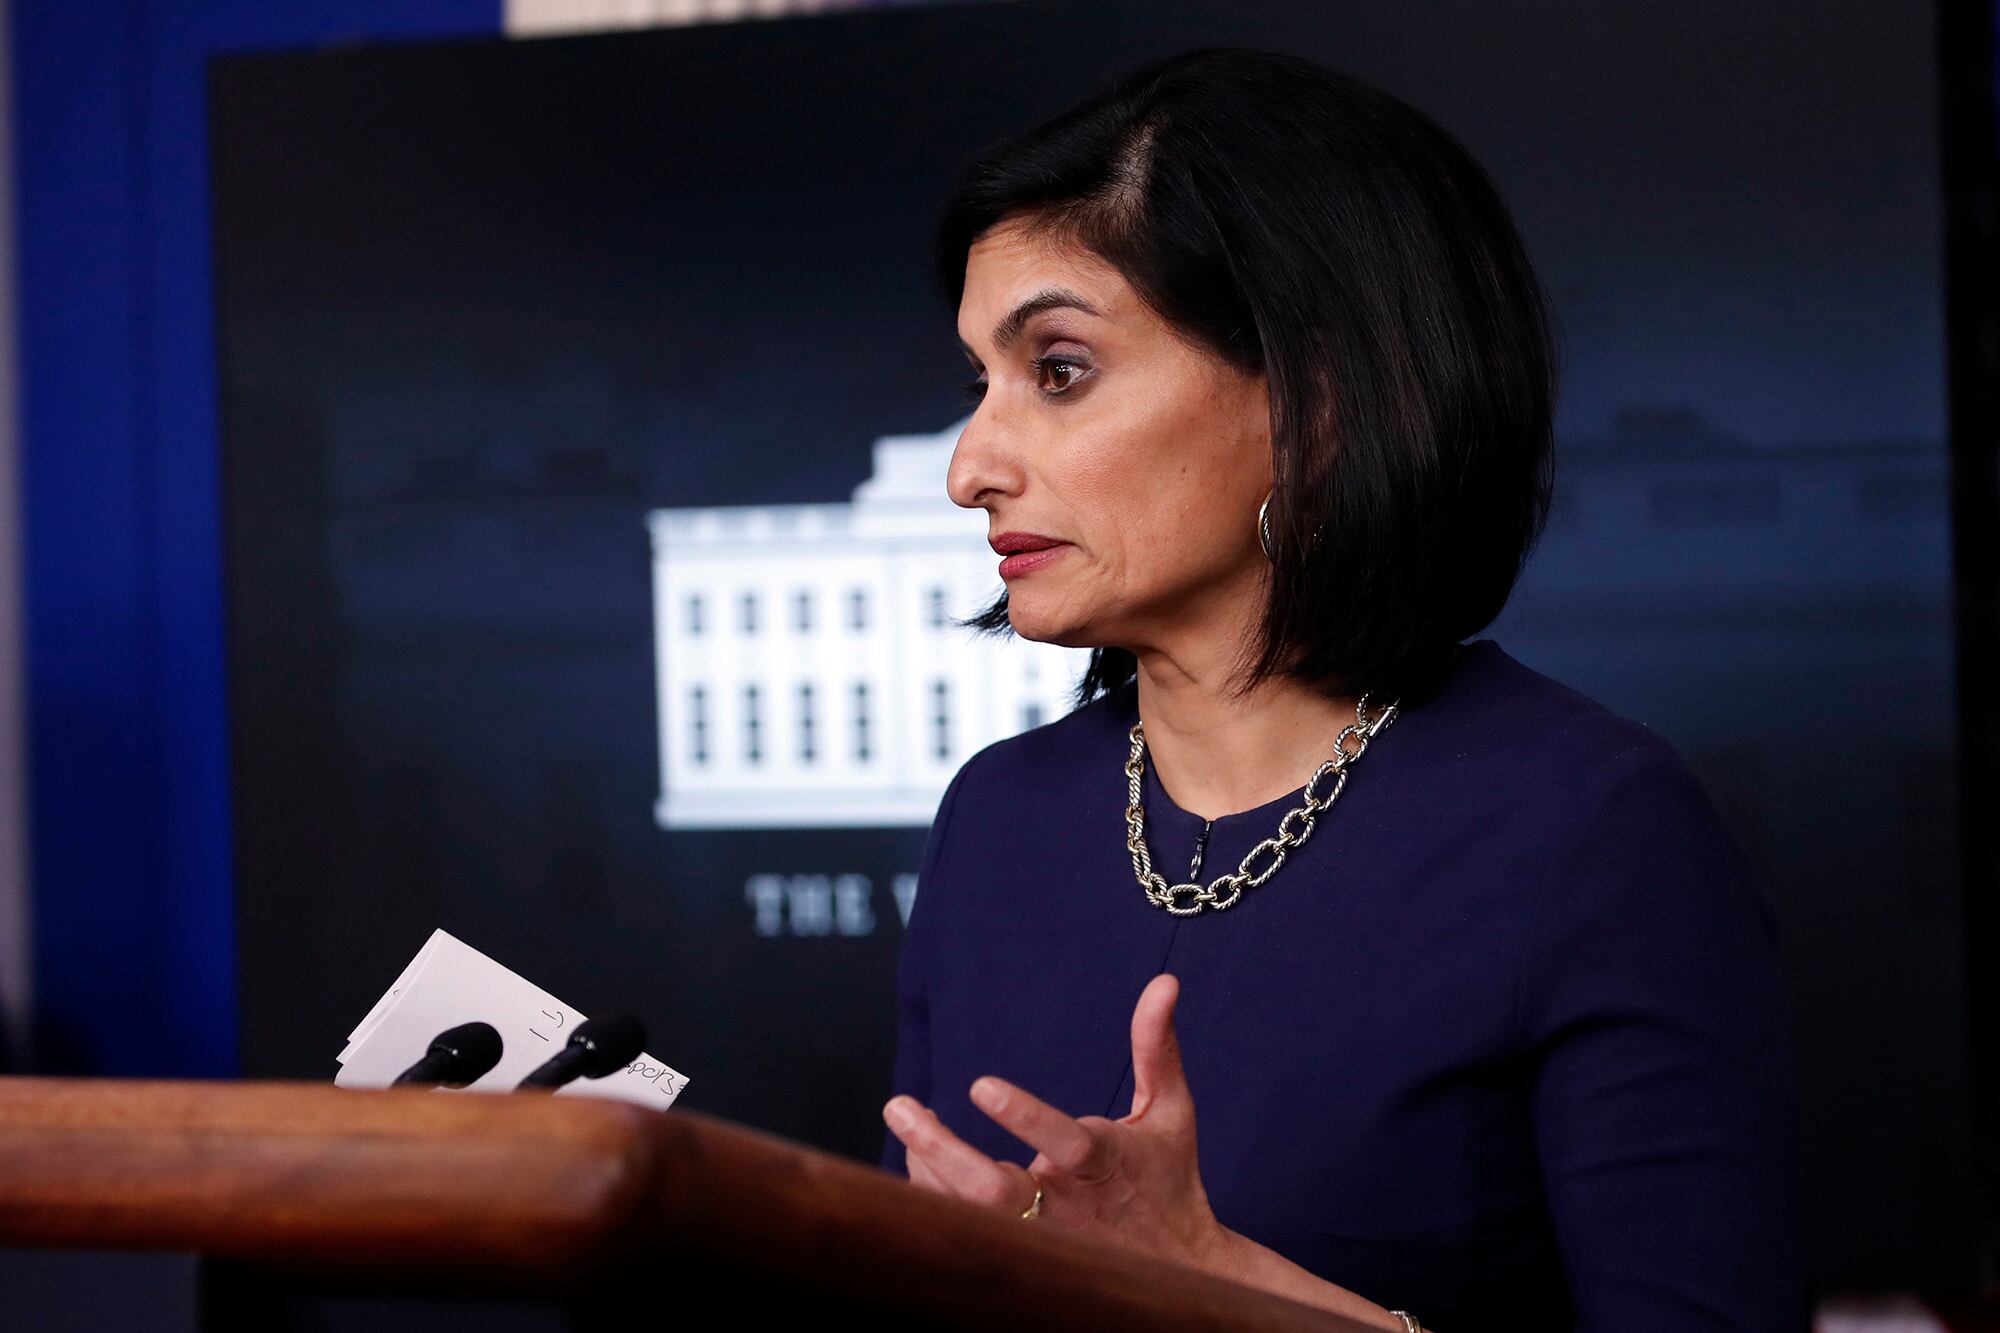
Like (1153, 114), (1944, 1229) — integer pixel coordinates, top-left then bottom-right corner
(1004, 600), (1096, 650)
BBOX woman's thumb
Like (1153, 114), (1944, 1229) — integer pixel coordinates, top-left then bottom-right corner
(1128, 973), (1193, 1123)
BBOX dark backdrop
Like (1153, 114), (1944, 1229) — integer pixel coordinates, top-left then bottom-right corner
(211, 0), (1968, 1292)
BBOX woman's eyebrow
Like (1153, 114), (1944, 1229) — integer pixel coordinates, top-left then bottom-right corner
(959, 287), (1103, 356)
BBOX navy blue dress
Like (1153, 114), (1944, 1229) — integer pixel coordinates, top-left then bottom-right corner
(883, 639), (1809, 1332)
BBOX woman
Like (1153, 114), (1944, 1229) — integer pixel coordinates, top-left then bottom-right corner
(880, 47), (1807, 1333)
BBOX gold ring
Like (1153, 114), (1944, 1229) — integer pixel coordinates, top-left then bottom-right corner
(1020, 1184), (1043, 1220)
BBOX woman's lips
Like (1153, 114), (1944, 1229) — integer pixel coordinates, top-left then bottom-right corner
(998, 543), (1071, 578)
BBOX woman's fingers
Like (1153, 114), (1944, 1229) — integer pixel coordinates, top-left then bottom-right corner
(969, 1075), (1106, 1179)
(1128, 973), (1194, 1125)
(906, 1143), (945, 1192)
(884, 1095), (1033, 1209)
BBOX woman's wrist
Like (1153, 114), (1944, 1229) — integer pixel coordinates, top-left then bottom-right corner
(1202, 1225), (1411, 1330)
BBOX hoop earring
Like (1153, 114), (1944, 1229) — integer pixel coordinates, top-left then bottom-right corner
(1258, 493), (1275, 562)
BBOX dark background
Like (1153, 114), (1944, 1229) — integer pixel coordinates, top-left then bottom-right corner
(212, 0), (1969, 1293)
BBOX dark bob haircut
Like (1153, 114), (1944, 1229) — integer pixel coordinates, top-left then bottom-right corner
(936, 47), (1558, 708)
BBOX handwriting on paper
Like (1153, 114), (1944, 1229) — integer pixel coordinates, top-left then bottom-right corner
(334, 929), (690, 1110)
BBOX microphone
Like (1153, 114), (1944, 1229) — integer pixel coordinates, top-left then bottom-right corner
(516, 1014), (646, 1091)
(392, 1021), (504, 1089)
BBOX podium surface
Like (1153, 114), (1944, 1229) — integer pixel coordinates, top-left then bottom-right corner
(0, 1077), (1379, 1330)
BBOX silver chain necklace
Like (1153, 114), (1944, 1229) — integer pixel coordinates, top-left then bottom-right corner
(1123, 693), (1400, 916)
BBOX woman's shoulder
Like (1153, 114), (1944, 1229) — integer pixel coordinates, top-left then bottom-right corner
(909, 684), (1136, 924)
(914, 682), (1139, 888)
(1421, 639), (1697, 796)
(942, 679), (1139, 803)
(1441, 640), (1771, 932)
(1391, 639), (1760, 904)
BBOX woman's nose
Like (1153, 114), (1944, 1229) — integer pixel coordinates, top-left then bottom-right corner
(945, 408), (1022, 510)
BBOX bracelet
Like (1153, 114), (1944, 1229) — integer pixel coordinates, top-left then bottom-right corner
(1388, 1314), (1422, 1333)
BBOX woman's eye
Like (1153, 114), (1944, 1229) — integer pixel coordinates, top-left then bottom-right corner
(958, 358), (1084, 405)
(1035, 356), (1086, 395)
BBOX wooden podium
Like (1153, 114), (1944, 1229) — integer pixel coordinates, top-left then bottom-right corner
(0, 1077), (1378, 1330)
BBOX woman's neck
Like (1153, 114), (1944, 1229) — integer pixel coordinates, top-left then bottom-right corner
(1131, 645), (1361, 822)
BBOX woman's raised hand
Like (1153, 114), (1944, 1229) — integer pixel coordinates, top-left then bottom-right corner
(882, 973), (1234, 1273)
(884, 974), (1414, 1329)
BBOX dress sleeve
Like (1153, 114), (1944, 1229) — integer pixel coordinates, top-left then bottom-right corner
(1514, 736), (1811, 1332)
(879, 752), (978, 1175)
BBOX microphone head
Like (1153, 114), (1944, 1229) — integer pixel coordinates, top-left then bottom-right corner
(566, 1013), (647, 1079)
(429, 1021), (504, 1086)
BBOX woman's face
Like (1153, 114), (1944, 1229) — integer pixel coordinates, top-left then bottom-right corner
(948, 215), (1273, 657)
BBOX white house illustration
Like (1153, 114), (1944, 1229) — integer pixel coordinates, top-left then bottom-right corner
(649, 418), (1089, 829)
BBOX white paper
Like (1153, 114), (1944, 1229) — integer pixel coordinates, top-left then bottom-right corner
(335, 929), (688, 1110)
(337, 930), (445, 1063)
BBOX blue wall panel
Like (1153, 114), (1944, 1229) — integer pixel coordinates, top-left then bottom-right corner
(14, 0), (500, 1074)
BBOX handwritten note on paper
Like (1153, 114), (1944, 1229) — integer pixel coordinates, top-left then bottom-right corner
(334, 929), (689, 1109)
